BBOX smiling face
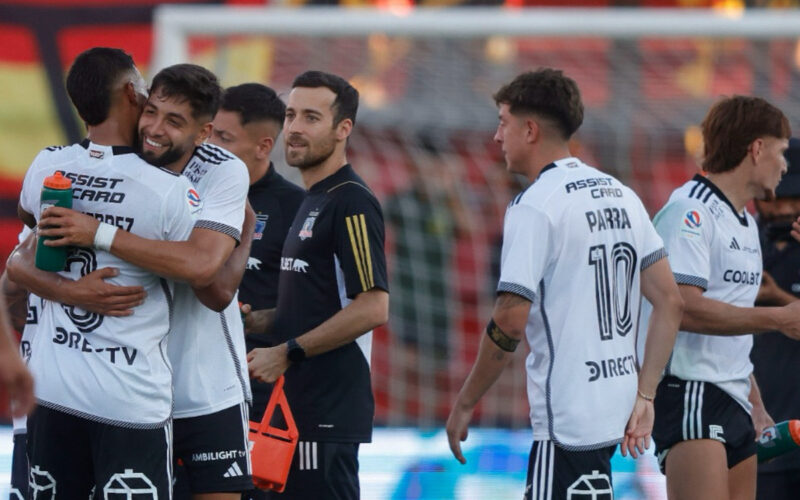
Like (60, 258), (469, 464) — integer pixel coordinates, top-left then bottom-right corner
(138, 88), (210, 172)
(283, 86), (343, 170)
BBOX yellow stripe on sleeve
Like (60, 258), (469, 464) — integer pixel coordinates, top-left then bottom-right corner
(358, 214), (374, 288)
(346, 215), (368, 291)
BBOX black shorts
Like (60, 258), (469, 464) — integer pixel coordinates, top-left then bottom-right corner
(10, 432), (27, 499)
(524, 440), (615, 500)
(653, 376), (756, 473)
(257, 441), (359, 500)
(173, 402), (253, 494)
(26, 404), (171, 499)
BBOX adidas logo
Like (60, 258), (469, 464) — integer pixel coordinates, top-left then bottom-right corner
(730, 238), (741, 250)
(223, 462), (244, 478)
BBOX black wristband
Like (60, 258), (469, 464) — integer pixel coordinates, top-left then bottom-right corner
(486, 318), (520, 352)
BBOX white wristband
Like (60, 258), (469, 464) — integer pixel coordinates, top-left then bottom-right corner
(93, 222), (118, 252)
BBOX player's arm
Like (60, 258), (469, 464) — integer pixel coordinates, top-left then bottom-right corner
(0, 291), (34, 418)
(748, 373), (774, 437)
(622, 256), (683, 458)
(38, 206), (235, 289)
(240, 304), (276, 335)
(192, 201), (256, 311)
(678, 284), (800, 338)
(1, 268), (29, 333)
(6, 230), (146, 317)
(756, 271), (797, 306)
(446, 292), (531, 464)
(247, 287), (388, 381)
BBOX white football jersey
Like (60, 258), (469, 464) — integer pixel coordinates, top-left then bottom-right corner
(19, 140), (197, 427)
(167, 143), (252, 418)
(498, 157), (666, 450)
(639, 175), (760, 413)
(12, 226), (37, 435)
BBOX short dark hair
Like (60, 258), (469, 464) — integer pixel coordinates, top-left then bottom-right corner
(493, 68), (584, 140)
(701, 96), (791, 174)
(66, 47), (136, 126)
(291, 70), (358, 127)
(221, 83), (285, 130)
(150, 64), (222, 121)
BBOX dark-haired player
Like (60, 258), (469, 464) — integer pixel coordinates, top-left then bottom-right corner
(247, 71), (389, 500)
(446, 68), (683, 499)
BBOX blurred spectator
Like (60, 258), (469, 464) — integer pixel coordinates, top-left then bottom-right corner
(384, 134), (469, 424)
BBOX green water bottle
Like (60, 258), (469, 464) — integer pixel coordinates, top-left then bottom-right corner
(35, 171), (73, 271)
(757, 420), (800, 463)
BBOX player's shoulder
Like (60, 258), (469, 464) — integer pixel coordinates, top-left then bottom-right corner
(30, 142), (82, 165)
(194, 143), (238, 165)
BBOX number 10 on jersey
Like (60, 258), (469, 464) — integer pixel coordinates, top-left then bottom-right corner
(588, 243), (637, 341)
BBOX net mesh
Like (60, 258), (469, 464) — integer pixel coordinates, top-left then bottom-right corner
(165, 27), (800, 428)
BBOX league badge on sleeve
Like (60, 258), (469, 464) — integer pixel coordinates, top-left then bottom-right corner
(254, 214), (269, 241)
(680, 209), (702, 239)
(186, 187), (203, 215)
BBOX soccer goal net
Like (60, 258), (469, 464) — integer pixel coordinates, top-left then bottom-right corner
(153, 6), (800, 428)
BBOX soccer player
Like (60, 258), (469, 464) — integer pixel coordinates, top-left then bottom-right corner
(38, 64), (254, 499)
(208, 84), (305, 432)
(751, 138), (800, 500)
(15, 47), (198, 498)
(645, 96), (800, 500)
(445, 69), (683, 499)
(247, 71), (389, 500)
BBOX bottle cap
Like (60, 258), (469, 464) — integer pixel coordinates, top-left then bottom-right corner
(43, 171), (71, 190)
(789, 420), (800, 446)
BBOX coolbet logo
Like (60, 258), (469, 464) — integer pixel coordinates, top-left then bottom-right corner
(684, 210), (701, 229)
(281, 258), (310, 273)
(187, 188), (202, 208)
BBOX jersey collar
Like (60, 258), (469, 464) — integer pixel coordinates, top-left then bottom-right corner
(308, 164), (354, 193)
(250, 162), (279, 191)
(80, 138), (136, 156)
(691, 174), (749, 227)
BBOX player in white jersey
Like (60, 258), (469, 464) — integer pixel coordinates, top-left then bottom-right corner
(446, 69), (683, 500)
(641, 96), (800, 500)
(39, 64), (254, 499)
(14, 47), (198, 498)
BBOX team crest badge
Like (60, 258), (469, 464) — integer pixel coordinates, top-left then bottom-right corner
(253, 214), (269, 240)
(299, 211), (318, 240)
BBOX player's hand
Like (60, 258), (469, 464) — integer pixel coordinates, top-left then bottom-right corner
(247, 345), (290, 383)
(621, 395), (653, 459)
(70, 267), (146, 316)
(240, 304), (273, 335)
(38, 206), (100, 248)
(446, 400), (474, 464)
(792, 216), (800, 243)
(0, 345), (35, 418)
(776, 301), (800, 340)
(751, 403), (775, 439)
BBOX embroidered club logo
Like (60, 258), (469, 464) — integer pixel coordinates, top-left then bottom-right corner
(684, 210), (701, 229)
(299, 211), (318, 240)
(187, 188), (202, 208)
(253, 214), (268, 241)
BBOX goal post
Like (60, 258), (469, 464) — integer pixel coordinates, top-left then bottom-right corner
(151, 6), (800, 428)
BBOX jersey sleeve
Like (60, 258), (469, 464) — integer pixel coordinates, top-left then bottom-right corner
(162, 178), (200, 242)
(333, 189), (389, 298)
(630, 192), (667, 270)
(19, 149), (49, 221)
(193, 159), (249, 243)
(652, 199), (712, 290)
(496, 203), (552, 302)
